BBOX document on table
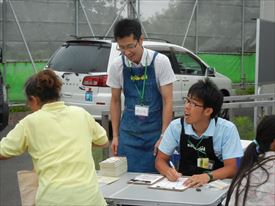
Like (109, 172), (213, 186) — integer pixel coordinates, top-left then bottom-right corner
(207, 179), (230, 189)
(128, 174), (164, 185)
(149, 177), (189, 191)
(97, 175), (120, 185)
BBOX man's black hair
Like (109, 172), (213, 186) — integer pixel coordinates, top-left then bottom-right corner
(188, 78), (223, 118)
(114, 18), (142, 41)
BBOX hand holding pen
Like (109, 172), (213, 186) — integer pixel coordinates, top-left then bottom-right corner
(166, 161), (182, 182)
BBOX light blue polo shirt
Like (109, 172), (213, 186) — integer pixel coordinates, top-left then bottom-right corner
(159, 117), (243, 161)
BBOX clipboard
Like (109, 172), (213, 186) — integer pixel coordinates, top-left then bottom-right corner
(128, 174), (164, 185)
(149, 177), (189, 191)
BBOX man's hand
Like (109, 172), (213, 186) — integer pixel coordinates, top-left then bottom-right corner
(111, 137), (119, 156)
(184, 173), (210, 188)
(166, 167), (182, 182)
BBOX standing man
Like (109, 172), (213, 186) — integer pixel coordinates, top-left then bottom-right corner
(107, 18), (176, 172)
(156, 78), (243, 187)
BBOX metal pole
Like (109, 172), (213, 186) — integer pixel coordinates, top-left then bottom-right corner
(254, 19), (260, 130)
(241, 0), (246, 88)
(182, 0), (198, 47)
(2, 0), (7, 83)
(195, 1), (199, 54)
(128, 0), (148, 38)
(127, 0), (136, 19)
(101, 111), (110, 158)
(7, 0), (37, 73)
(79, 0), (95, 37)
(137, 0), (140, 19)
(104, 1), (128, 38)
(75, 0), (79, 37)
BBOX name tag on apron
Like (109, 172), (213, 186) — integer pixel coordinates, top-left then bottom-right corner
(197, 158), (214, 169)
(197, 158), (209, 169)
(135, 105), (149, 117)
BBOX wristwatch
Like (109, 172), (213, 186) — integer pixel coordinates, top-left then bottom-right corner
(206, 172), (214, 182)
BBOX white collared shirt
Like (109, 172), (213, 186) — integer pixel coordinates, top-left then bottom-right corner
(107, 48), (176, 89)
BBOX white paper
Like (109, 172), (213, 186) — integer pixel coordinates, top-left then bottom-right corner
(208, 180), (230, 189)
(149, 177), (189, 191)
(129, 174), (164, 185)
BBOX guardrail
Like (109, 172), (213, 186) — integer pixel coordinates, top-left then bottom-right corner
(173, 93), (275, 128)
(101, 93), (274, 133)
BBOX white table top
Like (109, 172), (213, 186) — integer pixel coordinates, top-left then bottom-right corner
(241, 139), (252, 150)
(100, 172), (230, 206)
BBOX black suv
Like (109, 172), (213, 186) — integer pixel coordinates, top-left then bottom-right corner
(0, 71), (9, 131)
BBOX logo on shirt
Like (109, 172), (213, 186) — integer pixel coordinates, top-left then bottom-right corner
(130, 74), (148, 81)
(187, 143), (206, 153)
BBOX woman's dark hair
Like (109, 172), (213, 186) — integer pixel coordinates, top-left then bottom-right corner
(188, 78), (223, 118)
(114, 18), (142, 41)
(225, 115), (275, 206)
(24, 69), (62, 104)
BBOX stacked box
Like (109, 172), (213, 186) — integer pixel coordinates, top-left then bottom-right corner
(99, 157), (127, 177)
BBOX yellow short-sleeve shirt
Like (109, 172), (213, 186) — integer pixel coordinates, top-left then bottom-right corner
(0, 102), (108, 206)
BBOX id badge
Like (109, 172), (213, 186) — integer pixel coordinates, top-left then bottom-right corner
(197, 158), (209, 169)
(208, 160), (215, 170)
(135, 105), (149, 117)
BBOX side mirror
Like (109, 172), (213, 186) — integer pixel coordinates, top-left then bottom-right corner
(207, 67), (216, 77)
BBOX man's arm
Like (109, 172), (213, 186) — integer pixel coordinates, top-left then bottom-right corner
(154, 83), (173, 154)
(155, 150), (181, 182)
(212, 158), (238, 179)
(160, 83), (173, 134)
(184, 158), (238, 187)
(110, 88), (122, 155)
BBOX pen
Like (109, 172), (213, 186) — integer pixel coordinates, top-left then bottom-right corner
(169, 161), (176, 169)
(169, 161), (181, 181)
(129, 179), (151, 184)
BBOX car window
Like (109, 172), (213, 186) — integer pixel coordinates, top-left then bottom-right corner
(48, 42), (111, 73)
(174, 51), (204, 75)
(144, 46), (179, 74)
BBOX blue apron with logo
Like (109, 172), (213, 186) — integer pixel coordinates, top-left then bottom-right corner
(118, 52), (162, 172)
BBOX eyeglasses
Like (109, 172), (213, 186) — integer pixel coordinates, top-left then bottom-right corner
(116, 41), (138, 52)
(183, 97), (204, 108)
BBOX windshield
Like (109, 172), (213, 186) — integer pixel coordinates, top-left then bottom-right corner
(47, 42), (111, 73)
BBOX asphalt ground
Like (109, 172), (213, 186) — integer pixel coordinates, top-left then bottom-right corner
(0, 121), (33, 206)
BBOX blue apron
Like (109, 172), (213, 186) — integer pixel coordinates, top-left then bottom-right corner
(118, 52), (162, 173)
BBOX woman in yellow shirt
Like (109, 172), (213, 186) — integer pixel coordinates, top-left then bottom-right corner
(0, 69), (108, 206)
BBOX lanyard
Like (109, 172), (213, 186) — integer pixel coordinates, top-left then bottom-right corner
(127, 54), (148, 105)
(187, 136), (206, 156)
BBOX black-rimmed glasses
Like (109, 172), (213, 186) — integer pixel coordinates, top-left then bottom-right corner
(116, 41), (138, 52)
(183, 97), (204, 108)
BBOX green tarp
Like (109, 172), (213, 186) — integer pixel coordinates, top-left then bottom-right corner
(198, 53), (255, 84)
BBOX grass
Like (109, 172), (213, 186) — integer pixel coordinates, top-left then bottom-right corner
(235, 86), (255, 95)
(9, 105), (30, 113)
(232, 116), (255, 140)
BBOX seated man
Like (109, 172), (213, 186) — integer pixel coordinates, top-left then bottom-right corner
(156, 78), (243, 187)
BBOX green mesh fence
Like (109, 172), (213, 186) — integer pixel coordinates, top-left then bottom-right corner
(0, 62), (45, 102)
(0, 53), (256, 102)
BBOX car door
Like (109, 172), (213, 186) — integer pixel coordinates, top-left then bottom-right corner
(144, 45), (183, 106)
(171, 47), (207, 98)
